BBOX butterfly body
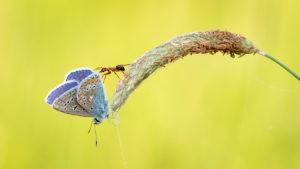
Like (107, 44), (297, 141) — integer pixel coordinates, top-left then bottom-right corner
(45, 68), (109, 124)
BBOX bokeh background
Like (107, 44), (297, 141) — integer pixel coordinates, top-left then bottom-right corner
(1, 0), (300, 168)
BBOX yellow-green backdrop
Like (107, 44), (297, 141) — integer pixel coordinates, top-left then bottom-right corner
(0, 0), (300, 169)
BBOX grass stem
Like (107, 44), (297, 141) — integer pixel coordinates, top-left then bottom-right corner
(259, 51), (300, 81)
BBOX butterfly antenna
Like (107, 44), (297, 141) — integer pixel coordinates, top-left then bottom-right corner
(94, 123), (98, 147)
(88, 120), (93, 134)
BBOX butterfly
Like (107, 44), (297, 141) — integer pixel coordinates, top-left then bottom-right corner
(45, 67), (110, 125)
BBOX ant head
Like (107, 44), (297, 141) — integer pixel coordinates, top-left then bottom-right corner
(116, 65), (125, 71)
(100, 67), (107, 72)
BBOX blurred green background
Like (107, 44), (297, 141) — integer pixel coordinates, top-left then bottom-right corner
(1, 0), (300, 169)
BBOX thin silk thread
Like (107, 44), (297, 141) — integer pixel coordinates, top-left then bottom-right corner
(115, 126), (127, 169)
(250, 75), (300, 93)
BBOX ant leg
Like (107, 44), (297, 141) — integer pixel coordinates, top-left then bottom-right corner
(103, 75), (107, 83)
(101, 71), (111, 83)
(113, 71), (120, 79)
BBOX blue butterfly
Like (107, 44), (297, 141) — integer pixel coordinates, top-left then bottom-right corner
(45, 68), (110, 125)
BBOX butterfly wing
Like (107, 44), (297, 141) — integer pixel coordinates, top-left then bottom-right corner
(65, 67), (94, 83)
(45, 81), (93, 117)
(77, 72), (110, 121)
(46, 81), (78, 105)
(76, 73), (101, 112)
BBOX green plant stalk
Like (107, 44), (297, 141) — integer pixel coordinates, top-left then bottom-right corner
(110, 30), (299, 115)
(258, 51), (300, 81)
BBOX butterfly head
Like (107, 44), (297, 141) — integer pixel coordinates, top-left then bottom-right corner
(93, 113), (110, 125)
(94, 118), (102, 125)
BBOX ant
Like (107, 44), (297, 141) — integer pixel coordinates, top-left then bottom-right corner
(95, 64), (130, 81)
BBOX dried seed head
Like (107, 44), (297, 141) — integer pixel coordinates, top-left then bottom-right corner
(111, 30), (259, 114)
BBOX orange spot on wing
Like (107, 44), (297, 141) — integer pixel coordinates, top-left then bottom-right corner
(88, 80), (91, 84)
(92, 78), (95, 83)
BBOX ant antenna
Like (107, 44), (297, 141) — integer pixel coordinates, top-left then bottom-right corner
(120, 64), (131, 66)
(94, 67), (102, 71)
